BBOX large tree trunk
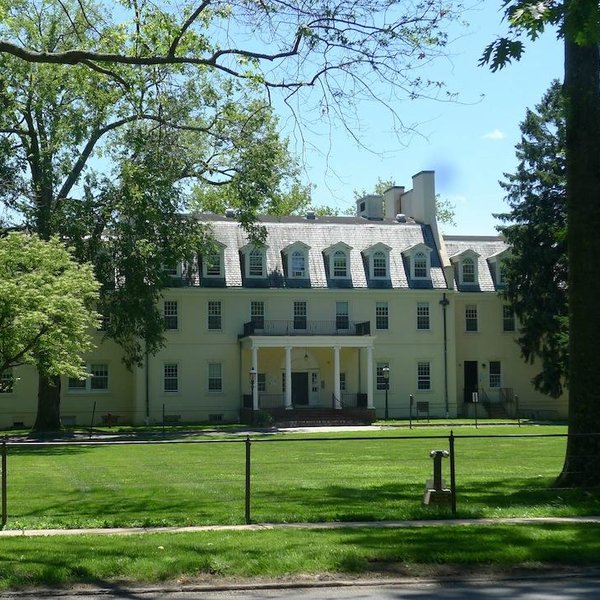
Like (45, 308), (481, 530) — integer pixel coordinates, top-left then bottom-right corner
(32, 374), (62, 432)
(557, 22), (600, 487)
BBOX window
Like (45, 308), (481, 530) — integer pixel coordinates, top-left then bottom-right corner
(465, 305), (478, 332)
(340, 372), (346, 392)
(257, 373), (266, 392)
(413, 252), (428, 278)
(0, 369), (14, 393)
(68, 363), (109, 391)
(291, 250), (306, 278)
(336, 301), (349, 330)
(375, 302), (389, 330)
(164, 363), (179, 392)
(97, 314), (110, 332)
(251, 301), (264, 329)
(333, 250), (347, 277)
(164, 300), (178, 330)
(372, 251), (387, 278)
(204, 251), (222, 277)
(163, 263), (179, 277)
(417, 302), (430, 330)
(503, 305), (515, 332)
(417, 362), (431, 390)
(208, 300), (222, 330)
(489, 361), (501, 388)
(376, 362), (390, 391)
(294, 301), (307, 330)
(208, 363), (222, 392)
(462, 257), (476, 283)
(248, 248), (265, 277)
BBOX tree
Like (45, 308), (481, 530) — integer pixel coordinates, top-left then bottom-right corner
(0, 1), (298, 429)
(495, 81), (568, 398)
(482, 1), (600, 486)
(0, 233), (99, 399)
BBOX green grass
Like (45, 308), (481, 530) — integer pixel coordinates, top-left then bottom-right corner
(1, 523), (599, 589)
(4, 425), (599, 530)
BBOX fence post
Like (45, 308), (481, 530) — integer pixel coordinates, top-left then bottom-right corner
(245, 435), (251, 524)
(2, 436), (7, 528)
(515, 394), (520, 427)
(409, 394), (413, 429)
(162, 404), (165, 438)
(89, 400), (97, 439)
(449, 430), (457, 517)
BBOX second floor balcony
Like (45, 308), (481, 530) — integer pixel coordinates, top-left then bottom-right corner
(240, 319), (371, 338)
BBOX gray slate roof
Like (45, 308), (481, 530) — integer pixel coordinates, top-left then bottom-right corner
(443, 235), (509, 292)
(197, 214), (448, 290)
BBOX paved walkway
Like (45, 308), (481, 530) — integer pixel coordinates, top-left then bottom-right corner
(2, 516), (599, 537)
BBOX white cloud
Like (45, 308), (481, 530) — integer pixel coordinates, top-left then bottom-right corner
(482, 129), (505, 141)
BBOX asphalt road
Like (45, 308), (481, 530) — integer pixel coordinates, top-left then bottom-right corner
(3, 577), (600, 600)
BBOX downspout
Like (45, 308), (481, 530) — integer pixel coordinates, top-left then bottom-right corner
(440, 293), (450, 418)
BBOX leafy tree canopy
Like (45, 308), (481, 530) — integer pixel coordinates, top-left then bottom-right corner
(496, 80), (567, 398)
(0, 233), (100, 379)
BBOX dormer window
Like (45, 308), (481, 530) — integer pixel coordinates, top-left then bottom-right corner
(324, 243), (352, 280)
(487, 249), (509, 288)
(363, 243), (391, 280)
(163, 262), (180, 277)
(462, 257), (476, 283)
(283, 242), (310, 279)
(373, 251), (387, 278)
(450, 249), (481, 286)
(413, 252), (428, 278)
(241, 244), (267, 279)
(291, 251), (306, 277)
(202, 243), (225, 279)
(403, 244), (432, 280)
(333, 250), (347, 277)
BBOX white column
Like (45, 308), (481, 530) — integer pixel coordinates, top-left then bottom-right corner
(333, 346), (342, 409)
(367, 346), (374, 409)
(285, 346), (293, 409)
(252, 346), (259, 411)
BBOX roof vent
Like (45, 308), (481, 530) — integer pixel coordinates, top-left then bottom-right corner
(225, 208), (236, 218)
(395, 213), (407, 223)
(305, 210), (316, 220)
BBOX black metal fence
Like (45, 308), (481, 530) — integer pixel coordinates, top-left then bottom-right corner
(0, 431), (598, 530)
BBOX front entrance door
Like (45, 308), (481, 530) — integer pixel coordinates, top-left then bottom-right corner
(464, 361), (478, 403)
(292, 372), (309, 406)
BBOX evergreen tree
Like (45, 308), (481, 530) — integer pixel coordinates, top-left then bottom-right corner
(496, 81), (568, 398)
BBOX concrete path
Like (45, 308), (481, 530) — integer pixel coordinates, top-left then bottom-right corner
(1, 515), (599, 537)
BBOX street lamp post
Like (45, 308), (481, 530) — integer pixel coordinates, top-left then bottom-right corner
(382, 365), (390, 420)
(249, 367), (257, 410)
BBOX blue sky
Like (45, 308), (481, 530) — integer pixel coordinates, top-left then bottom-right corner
(285, 3), (563, 236)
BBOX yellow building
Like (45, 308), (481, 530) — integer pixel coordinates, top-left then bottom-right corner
(0, 171), (567, 427)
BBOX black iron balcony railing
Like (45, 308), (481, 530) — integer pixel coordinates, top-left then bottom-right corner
(241, 320), (371, 337)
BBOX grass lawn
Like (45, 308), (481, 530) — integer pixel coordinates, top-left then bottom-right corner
(3, 425), (599, 529)
(1, 523), (599, 589)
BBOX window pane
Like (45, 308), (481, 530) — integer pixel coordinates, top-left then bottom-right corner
(375, 302), (388, 330)
(205, 253), (221, 276)
(417, 362), (431, 390)
(291, 251), (306, 277)
(463, 258), (475, 283)
(249, 249), (264, 277)
(373, 251), (386, 277)
(257, 373), (266, 392)
(90, 364), (109, 390)
(503, 305), (515, 332)
(208, 363), (222, 391)
(294, 301), (307, 330)
(333, 250), (347, 277)
(414, 252), (427, 278)
(164, 363), (179, 392)
(336, 301), (349, 330)
(251, 301), (264, 329)
(417, 302), (430, 330)
(164, 300), (178, 330)
(465, 305), (478, 332)
(208, 301), (222, 330)
(489, 361), (501, 388)
(0, 369), (14, 393)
